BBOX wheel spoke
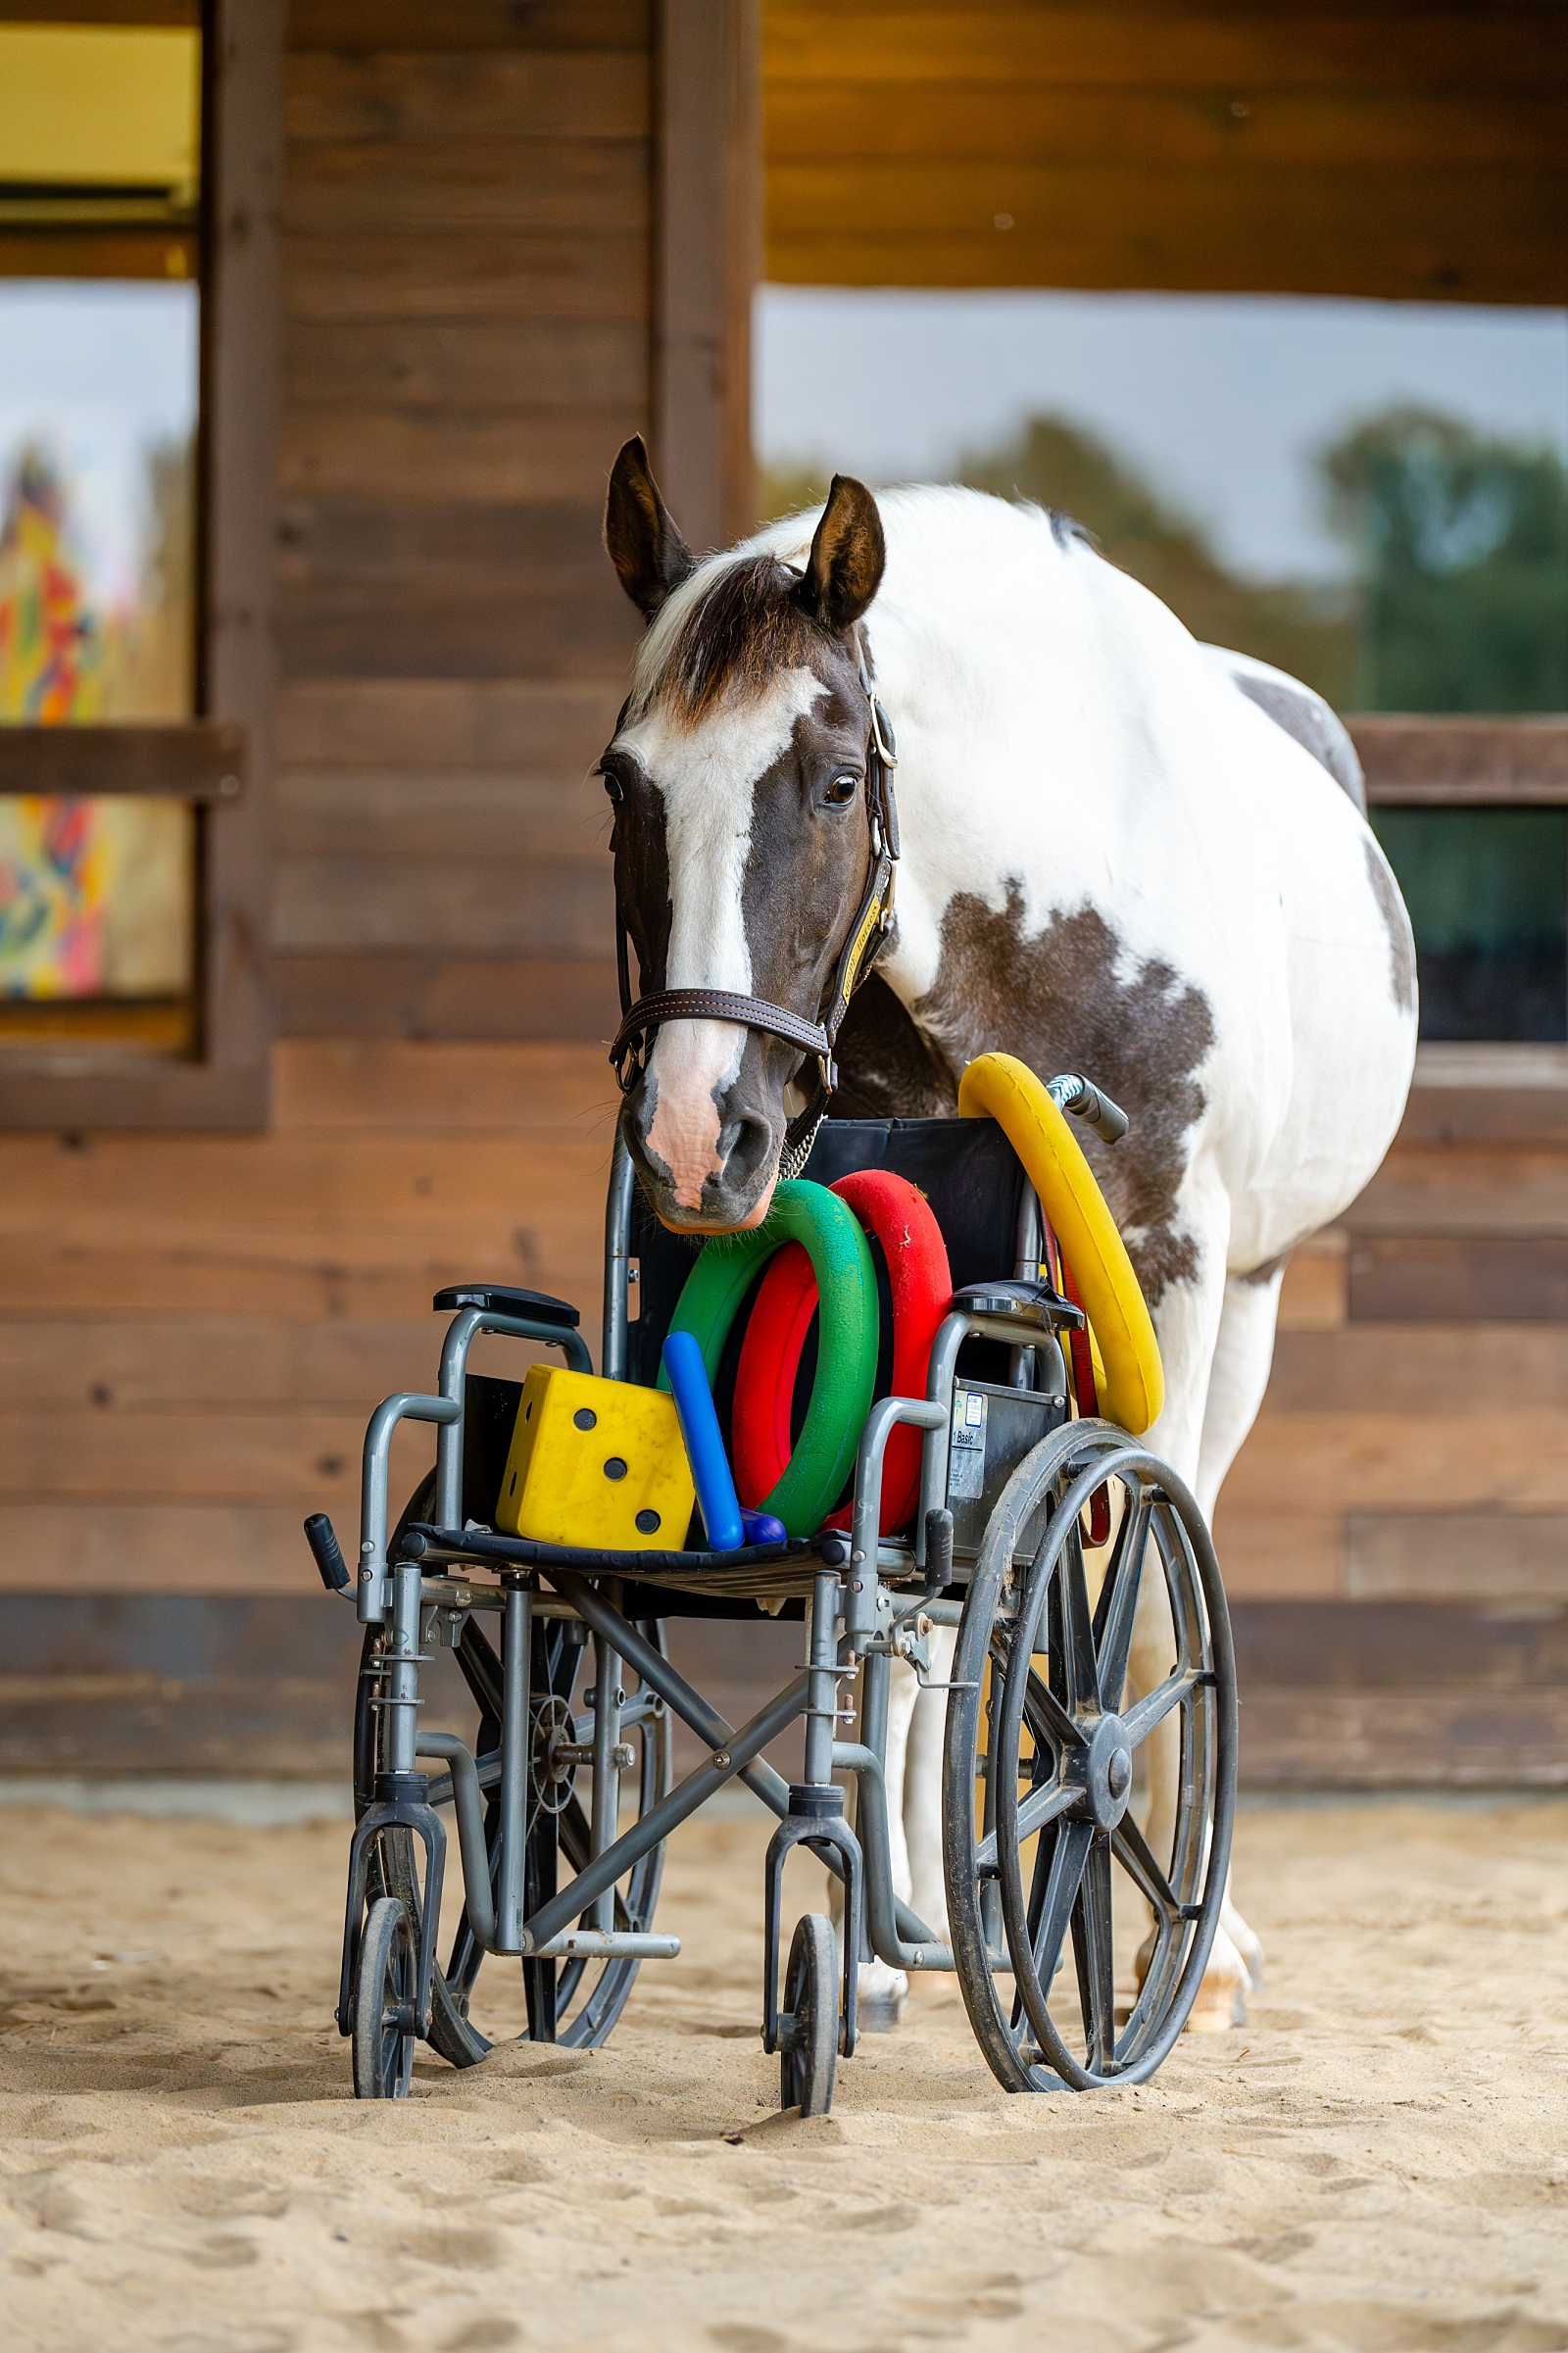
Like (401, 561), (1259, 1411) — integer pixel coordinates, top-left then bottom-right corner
(1111, 1809), (1181, 1925)
(1093, 1488), (1152, 1711)
(1019, 1661), (1085, 1754)
(975, 1763), (1077, 1873)
(1057, 1521), (1099, 1715)
(1070, 1833), (1117, 2074)
(1120, 1667), (1200, 1749)
(1025, 1815), (1093, 1995)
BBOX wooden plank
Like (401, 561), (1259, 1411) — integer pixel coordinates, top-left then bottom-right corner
(285, 50), (649, 142)
(1348, 1145), (1568, 1238)
(0, 227), (199, 279)
(0, 724), (247, 801)
(275, 769), (610, 861)
(1348, 1236), (1568, 1322)
(284, 318), (647, 408)
(659, 0), (760, 547)
(1267, 1326), (1568, 1418)
(0, 1597), (367, 1778)
(276, 678), (623, 767)
(0, 1408), (379, 1502)
(272, 853), (612, 954)
(274, 576), (639, 677)
(768, 85), (1568, 172)
(0, 1224), (606, 1320)
(276, 498), (613, 582)
(767, 157), (1568, 250)
(765, 160), (1568, 302)
(1206, 1506), (1343, 1599)
(280, 405), (641, 504)
(284, 231), (649, 321)
(1399, 1047), (1568, 1145)
(1238, 1686), (1568, 1788)
(283, 138), (650, 236)
(0, 1133), (618, 1224)
(273, 951), (621, 1043)
(0, 1318), (435, 1409)
(1223, 1408), (1568, 1511)
(288, 0), (652, 51)
(1230, 1597), (1568, 1691)
(271, 1037), (610, 1128)
(1354, 716), (1568, 805)
(1276, 1236), (1346, 1331)
(1348, 1513), (1568, 1603)
(0, 1506), (341, 1593)
(763, 10), (1568, 94)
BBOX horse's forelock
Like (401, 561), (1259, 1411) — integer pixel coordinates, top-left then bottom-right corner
(630, 555), (835, 729)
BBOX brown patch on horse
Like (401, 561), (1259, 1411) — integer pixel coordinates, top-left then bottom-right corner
(1363, 838), (1416, 1015)
(831, 972), (959, 1120)
(915, 888), (1215, 1306)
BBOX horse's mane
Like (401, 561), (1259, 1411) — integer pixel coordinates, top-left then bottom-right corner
(630, 551), (838, 728)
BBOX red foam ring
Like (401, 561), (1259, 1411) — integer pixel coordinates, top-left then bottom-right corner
(731, 1170), (953, 1535)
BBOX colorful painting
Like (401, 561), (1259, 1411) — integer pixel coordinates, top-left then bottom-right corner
(0, 433), (192, 1000)
(0, 442), (103, 723)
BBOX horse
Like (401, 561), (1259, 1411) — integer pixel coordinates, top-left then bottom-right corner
(597, 433), (1417, 2032)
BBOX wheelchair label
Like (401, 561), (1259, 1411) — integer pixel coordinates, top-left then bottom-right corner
(949, 1388), (988, 1499)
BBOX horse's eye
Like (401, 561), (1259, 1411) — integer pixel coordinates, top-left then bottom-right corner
(825, 773), (859, 807)
(599, 764), (624, 804)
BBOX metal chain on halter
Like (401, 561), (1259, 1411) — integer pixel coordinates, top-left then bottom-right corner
(606, 636), (901, 1179)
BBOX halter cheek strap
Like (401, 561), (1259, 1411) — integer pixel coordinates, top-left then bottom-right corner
(608, 645), (901, 1179)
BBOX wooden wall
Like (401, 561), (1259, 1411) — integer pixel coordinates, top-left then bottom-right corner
(764, 0), (1568, 302)
(273, 0), (652, 1046)
(1215, 1054), (1568, 1785)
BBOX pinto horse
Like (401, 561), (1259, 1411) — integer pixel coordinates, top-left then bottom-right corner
(599, 435), (1416, 2031)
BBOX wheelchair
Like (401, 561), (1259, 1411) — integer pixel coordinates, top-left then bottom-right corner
(309, 1063), (1238, 2111)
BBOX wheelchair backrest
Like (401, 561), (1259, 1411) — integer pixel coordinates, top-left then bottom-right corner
(625, 1115), (1031, 1392)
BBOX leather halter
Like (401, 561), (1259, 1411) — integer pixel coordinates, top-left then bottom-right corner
(606, 644), (901, 1179)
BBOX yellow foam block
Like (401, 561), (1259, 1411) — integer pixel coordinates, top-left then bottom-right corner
(495, 1365), (695, 1550)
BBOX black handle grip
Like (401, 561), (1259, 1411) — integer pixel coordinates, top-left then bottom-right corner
(924, 1506), (955, 1595)
(305, 1511), (351, 1593)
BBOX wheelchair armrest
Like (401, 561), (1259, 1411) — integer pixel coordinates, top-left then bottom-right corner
(432, 1283), (580, 1330)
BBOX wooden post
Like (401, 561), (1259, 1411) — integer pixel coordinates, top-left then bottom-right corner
(657, 0), (761, 552)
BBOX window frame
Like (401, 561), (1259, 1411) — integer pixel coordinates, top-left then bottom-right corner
(0, 0), (278, 1128)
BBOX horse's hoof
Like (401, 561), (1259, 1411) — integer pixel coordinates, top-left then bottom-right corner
(855, 1992), (906, 2034)
(1183, 1981), (1247, 2034)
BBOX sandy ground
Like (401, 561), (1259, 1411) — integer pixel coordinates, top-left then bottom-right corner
(4, 1797), (1568, 2353)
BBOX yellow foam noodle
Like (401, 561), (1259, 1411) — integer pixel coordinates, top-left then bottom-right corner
(956, 1052), (1164, 1436)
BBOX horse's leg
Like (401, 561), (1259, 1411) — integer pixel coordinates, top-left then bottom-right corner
(1187, 1263), (1290, 1997)
(902, 1619), (956, 1942)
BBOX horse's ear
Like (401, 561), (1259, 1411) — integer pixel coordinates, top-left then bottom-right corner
(795, 475), (885, 630)
(605, 435), (697, 616)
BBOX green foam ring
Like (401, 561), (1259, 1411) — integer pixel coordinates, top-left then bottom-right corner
(658, 1180), (879, 1540)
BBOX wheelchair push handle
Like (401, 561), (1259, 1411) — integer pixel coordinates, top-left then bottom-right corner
(1047, 1070), (1130, 1146)
(305, 1511), (352, 1593)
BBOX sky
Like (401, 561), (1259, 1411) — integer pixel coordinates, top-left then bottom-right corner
(755, 289), (1568, 584)
(0, 280), (198, 608)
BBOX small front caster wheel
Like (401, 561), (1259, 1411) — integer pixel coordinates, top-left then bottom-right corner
(353, 1895), (416, 2100)
(779, 1912), (837, 2118)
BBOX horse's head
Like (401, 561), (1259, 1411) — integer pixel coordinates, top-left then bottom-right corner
(600, 435), (890, 1234)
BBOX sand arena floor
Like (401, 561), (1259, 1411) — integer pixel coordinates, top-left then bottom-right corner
(3, 1795), (1568, 2353)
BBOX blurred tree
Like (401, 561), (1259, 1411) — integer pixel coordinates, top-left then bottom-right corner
(1322, 407), (1568, 711)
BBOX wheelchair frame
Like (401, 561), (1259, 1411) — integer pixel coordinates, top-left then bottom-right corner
(324, 1123), (1237, 2107)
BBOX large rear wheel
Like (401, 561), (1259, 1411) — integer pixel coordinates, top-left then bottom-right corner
(944, 1420), (1237, 2092)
